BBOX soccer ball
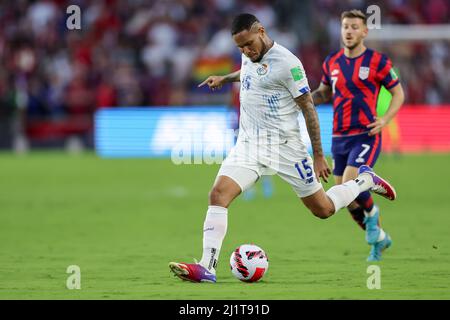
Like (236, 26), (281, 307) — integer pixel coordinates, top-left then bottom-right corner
(230, 244), (269, 282)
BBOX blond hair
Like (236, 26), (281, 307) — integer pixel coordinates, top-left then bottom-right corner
(341, 9), (367, 25)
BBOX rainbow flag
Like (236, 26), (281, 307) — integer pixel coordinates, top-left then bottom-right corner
(192, 56), (234, 83)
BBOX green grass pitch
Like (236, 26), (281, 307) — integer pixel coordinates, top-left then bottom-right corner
(1, 152), (450, 299)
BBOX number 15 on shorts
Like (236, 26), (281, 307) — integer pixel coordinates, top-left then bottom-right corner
(295, 159), (314, 184)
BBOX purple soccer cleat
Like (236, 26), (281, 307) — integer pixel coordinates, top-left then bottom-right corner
(358, 165), (397, 201)
(169, 262), (216, 283)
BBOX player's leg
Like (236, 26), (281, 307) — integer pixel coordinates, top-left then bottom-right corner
(343, 166), (391, 259)
(345, 134), (380, 224)
(336, 173), (367, 230)
(342, 166), (381, 242)
(346, 134), (391, 260)
(301, 161), (397, 219)
(169, 138), (262, 282)
(242, 185), (256, 200)
(331, 139), (366, 228)
(332, 148), (366, 228)
(270, 141), (381, 219)
(208, 174), (243, 208)
(262, 175), (274, 198)
(268, 141), (331, 217)
(301, 175), (372, 219)
(266, 138), (395, 219)
(346, 134), (382, 216)
(200, 167), (259, 271)
(169, 168), (258, 283)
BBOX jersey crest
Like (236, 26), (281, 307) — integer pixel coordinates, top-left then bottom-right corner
(358, 66), (370, 80)
(256, 63), (269, 76)
(321, 48), (400, 136)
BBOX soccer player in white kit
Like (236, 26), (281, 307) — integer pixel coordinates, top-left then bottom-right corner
(169, 14), (397, 283)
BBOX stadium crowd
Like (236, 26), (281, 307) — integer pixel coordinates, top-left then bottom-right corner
(0, 0), (449, 146)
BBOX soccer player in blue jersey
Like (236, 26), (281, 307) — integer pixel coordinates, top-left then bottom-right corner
(312, 10), (405, 261)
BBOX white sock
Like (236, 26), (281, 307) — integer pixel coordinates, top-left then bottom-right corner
(377, 229), (386, 242)
(199, 206), (228, 274)
(326, 180), (361, 212)
(354, 173), (375, 192)
(364, 206), (377, 217)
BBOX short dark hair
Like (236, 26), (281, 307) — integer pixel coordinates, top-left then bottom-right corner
(341, 9), (367, 25)
(231, 13), (259, 35)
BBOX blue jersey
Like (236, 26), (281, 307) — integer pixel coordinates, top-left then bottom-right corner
(321, 48), (400, 136)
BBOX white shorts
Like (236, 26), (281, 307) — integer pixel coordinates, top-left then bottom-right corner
(217, 138), (323, 198)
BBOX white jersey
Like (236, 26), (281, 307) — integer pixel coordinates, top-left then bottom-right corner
(238, 42), (310, 144)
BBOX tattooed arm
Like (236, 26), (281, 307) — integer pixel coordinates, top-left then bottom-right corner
(198, 70), (241, 90)
(294, 92), (331, 182)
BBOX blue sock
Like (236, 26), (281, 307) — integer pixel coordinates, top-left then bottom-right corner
(243, 187), (256, 200)
(262, 176), (273, 198)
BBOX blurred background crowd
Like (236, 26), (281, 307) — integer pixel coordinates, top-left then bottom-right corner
(0, 0), (449, 148)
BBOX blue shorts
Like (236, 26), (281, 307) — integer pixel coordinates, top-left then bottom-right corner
(331, 133), (382, 176)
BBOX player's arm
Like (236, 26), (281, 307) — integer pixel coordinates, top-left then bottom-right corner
(198, 70), (241, 90)
(311, 83), (333, 106)
(295, 92), (331, 183)
(367, 83), (405, 136)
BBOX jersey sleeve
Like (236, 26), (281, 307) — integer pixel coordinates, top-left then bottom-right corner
(376, 54), (400, 89)
(280, 55), (311, 99)
(321, 57), (331, 86)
